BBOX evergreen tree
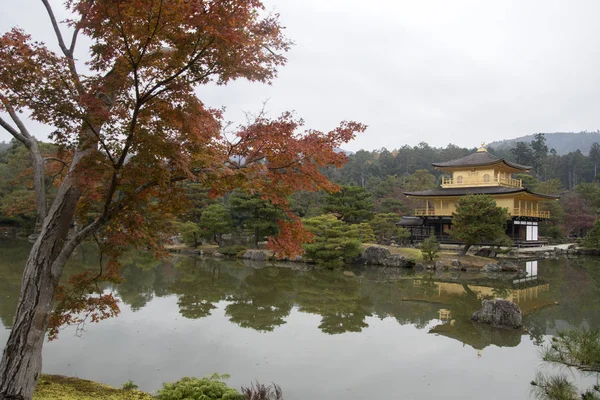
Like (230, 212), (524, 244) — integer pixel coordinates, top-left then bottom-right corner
(198, 204), (234, 246)
(451, 195), (510, 255)
(510, 141), (534, 166)
(421, 233), (439, 262)
(228, 192), (284, 248)
(323, 185), (374, 223)
(583, 220), (600, 250)
(531, 133), (549, 178)
(302, 214), (362, 268)
(369, 213), (409, 244)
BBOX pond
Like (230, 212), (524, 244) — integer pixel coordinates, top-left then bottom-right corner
(1, 239), (600, 399)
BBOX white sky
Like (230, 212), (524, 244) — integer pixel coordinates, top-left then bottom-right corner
(2, 0), (600, 151)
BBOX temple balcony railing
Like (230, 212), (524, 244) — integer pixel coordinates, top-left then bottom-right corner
(414, 209), (452, 217)
(414, 208), (551, 219)
(441, 176), (522, 188)
(512, 209), (551, 219)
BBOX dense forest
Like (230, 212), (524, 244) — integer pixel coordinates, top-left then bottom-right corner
(1, 133), (600, 243)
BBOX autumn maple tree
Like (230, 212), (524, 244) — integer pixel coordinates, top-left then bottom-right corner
(0, 1), (365, 398)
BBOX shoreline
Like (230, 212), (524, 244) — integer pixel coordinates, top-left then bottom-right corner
(165, 242), (588, 272)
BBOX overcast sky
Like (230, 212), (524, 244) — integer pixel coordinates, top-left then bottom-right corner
(2, 0), (600, 151)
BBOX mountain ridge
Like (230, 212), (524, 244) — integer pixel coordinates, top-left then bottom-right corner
(488, 132), (600, 156)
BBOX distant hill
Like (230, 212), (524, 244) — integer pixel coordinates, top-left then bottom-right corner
(488, 132), (600, 155)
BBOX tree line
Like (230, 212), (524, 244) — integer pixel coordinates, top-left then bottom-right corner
(3, 133), (600, 246)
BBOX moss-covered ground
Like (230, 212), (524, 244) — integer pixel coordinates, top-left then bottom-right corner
(33, 375), (153, 400)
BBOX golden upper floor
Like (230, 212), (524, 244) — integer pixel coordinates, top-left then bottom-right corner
(433, 147), (530, 189)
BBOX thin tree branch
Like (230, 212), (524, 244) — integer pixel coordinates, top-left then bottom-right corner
(0, 99), (33, 145)
(0, 116), (26, 143)
(44, 157), (70, 168)
(51, 218), (103, 281)
(40, 0), (71, 57)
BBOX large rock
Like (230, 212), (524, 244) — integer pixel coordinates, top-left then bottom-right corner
(242, 250), (266, 261)
(362, 246), (391, 265)
(482, 263), (502, 273)
(498, 260), (519, 272)
(382, 254), (411, 268)
(471, 299), (522, 329)
(475, 247), (497, 258)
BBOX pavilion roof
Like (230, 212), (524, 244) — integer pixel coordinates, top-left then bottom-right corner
(404, 186), (559, 199)
(431, 149), (531, 171)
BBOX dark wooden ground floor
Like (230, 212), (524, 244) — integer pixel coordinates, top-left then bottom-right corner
(399, 216), (548, 247)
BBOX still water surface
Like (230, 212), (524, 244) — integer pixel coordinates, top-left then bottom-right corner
(1, 240), (600, 399)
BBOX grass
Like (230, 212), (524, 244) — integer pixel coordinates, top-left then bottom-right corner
(34, 375), (153, 400)
(360, 244), (496, 268)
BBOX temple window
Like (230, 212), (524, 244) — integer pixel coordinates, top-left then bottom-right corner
(483, 174), (490, 183)
(457, 175), (463, 184)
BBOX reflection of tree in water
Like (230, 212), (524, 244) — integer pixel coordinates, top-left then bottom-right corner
(0, 240), (31, 328)
(225, 268), (294, 332)
(116, 251), (177, 311)
(295, 271), (372, 334)
(5, 240), (600, 341)
(523, 258), (600, 344)
(361, 278), (439, 329)
(491, 287), (512, 299)
(170, 258), (240, 319)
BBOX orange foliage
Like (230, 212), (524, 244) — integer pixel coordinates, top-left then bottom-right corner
(0, 0), (365, 336)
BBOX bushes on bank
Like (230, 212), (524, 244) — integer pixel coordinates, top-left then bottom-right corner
(420, 234), (439, 262)
(155, 375), (285, 400)
(219, 245), (248, 257)
(156, 375), (243, 400)
(302, 214), (362, 268)
(583, 220), (600, 250)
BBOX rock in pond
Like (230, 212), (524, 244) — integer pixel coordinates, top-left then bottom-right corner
(382, 254), (411, 268)
(498, 260), (519, 272)
(362, 246), (391, 265)
(343, 271), (356, 277)
(482, 263), (502, 273)
(471, 299), (522, 329)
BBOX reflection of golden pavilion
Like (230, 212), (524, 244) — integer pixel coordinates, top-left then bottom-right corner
(438, 308), (452, 321)
(412, 279), (551, 314)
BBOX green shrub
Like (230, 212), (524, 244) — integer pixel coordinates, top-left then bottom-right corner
(241, 381), (283, 400)
(121, 380), (138, 391)
(174, 221), (201, 247)
(302, 214), (362, 268)
(354, 222), (376, 243)
(421, 234), (439, 262)
(156, 374), (243, 400)
(219, 245), (248, 257)
(583, 220), (600, 250)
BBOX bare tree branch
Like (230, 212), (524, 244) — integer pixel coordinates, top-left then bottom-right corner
(51, 218), (103, 280)
(40, 0), (72, 57)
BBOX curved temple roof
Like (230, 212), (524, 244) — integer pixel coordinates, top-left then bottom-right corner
(404, 186), (559, 199)
(431, 149), (532, 171)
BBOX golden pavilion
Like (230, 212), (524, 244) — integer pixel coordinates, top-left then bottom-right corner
(402, 146), (558, 244)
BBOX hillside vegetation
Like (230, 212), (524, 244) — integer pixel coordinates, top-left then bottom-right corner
(488, 131), (600, 155)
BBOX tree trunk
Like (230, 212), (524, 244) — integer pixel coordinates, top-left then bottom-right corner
(0, 181), (81, 400)
(460, 244), (472, 257)
(254, 227), (259, 248)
